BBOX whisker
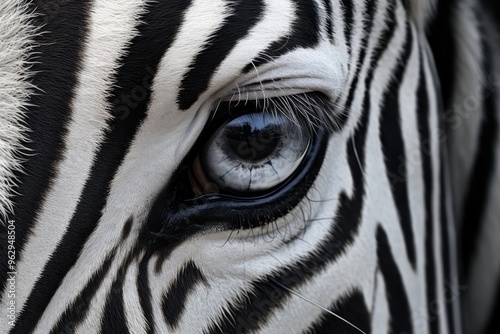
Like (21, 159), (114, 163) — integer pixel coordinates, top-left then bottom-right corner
(270, 279), (367, 334)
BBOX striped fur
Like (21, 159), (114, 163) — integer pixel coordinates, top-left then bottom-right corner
(0, 0), (498, 333)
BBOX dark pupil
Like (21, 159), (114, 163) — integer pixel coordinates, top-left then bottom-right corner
(224, 123), (281, 162)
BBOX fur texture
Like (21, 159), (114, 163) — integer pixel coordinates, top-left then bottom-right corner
(0, 1), (37, 220)
(1, 1), (498, 333)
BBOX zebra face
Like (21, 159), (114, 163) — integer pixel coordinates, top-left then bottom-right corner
(1, 0), (460, 333)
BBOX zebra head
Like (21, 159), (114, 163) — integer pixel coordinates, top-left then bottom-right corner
(1, 0), (499, 333)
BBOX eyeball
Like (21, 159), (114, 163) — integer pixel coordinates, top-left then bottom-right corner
(199, 112), (310, 193)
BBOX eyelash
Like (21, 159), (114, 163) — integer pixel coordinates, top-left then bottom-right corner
(210, 92), (338, 136)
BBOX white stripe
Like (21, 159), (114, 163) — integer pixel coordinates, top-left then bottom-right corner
(123, 257), (148, 334)
(330, 0), (350, 68)
(423, 40), (449, 334)
(398, 23), (431, 333)
(371, 272), (390, 333)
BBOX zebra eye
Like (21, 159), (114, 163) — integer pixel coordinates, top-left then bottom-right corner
(191, 112), (310, 194)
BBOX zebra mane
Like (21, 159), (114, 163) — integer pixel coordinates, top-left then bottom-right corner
(0, 1), (37, 221)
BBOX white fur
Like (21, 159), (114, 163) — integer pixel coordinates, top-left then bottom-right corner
(0, 1), (37, 220)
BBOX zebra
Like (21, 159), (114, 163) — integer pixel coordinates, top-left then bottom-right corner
(0, 0), (498, 333)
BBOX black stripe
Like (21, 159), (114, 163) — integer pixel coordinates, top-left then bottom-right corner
(137, 253), (154, 334)
(121, 216), (133, 241)
(380, 18), (417, 269)
(322, 0), (334, 43)
(206, 3), (398, 331)
(11, 1), (193, 332)
(460, 27), (498, 276)
(427, 0), (455, 106)
(99, 257), (133, 334)
(49, 255), (114, 334)
(162, 261), (207, 329)
(337, 0), (377, 127)
(242, 0), (320, 73)
(416, 49), (438, 334)
(343, 0), (354, 59)
(305, 290), (371, 334)
(376, 225), (413, 334)
(178, 0), (264, 110)
(0, 0), (91, 296)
